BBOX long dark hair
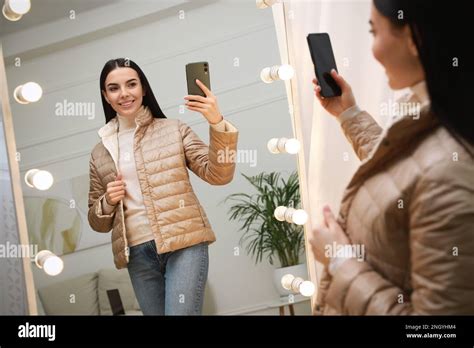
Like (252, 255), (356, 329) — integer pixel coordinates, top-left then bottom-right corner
(99, 58), (167, 123)
(373, 0), (473, 148)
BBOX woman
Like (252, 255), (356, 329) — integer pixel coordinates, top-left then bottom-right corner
(309, 0), (473, 314)
(87, 58), (238, 315)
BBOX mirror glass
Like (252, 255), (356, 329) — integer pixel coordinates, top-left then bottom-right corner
(0, 47), (29, 315)
(0, 0), (311, 315)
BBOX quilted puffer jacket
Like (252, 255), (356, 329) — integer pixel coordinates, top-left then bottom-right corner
(314, 95), (474, 315)
(88, 107), (238, 269)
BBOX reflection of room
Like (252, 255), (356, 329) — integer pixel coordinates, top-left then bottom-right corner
(1, 0), (312, 315)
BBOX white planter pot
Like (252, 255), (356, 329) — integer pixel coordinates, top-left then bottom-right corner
(273, 263), (308, 297)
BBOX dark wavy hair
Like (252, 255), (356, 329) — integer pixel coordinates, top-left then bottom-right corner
(373, 0), (473, 149)
(99, 58), (167, 123)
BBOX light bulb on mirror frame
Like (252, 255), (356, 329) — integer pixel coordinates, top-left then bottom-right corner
(299, 280), (315, 297)
(14, 82), (43, 104)
(274, 206), (308, 225)
(267, 137), (300, 154)
(281, 274), (315, 297)
(2, 0), (31, 21)
(35, 250), (64, 276)
(260, 64), (294, 84)
(25, 169), (54, 190)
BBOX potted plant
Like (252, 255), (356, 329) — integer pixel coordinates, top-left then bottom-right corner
(224, 171), (308, 296)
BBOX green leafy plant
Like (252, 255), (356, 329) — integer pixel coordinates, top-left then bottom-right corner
(224, 171), (305, 267)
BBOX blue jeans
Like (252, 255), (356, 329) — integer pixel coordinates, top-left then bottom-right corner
(127, 240), (209, 315)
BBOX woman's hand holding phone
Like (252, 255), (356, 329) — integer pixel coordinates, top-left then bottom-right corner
(184, 79), (223, 125)
(313, 69), (356, 118)
(105, 173), (126, 206)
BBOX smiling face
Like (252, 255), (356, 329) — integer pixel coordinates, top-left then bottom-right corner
(369, 3), (425, 90)
(102, 67), (145, 117)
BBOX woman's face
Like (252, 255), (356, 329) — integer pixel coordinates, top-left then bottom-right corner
(102, 67), (145, 117)
(369, 3), (425, 89)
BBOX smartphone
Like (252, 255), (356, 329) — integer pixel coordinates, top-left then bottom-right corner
(307, 33), (342, 98)
(106, 289), (125, 316)
(186, 61), (211, 97)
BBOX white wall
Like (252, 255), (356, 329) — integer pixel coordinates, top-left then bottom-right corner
(1, 0), (309, 314)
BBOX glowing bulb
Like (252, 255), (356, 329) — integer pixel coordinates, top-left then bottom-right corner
(277, 64), (294, 80)
(14, 82), (43, 104)
(260, 64), (294, 84)
(284, 138), (300, 154)
(43, 256), (64, 276)
(25, 169), (54, 190)
(292, 209), (308, 225)
(35, 250), (64, 276)
(299, 281), (315, 297)
(267, 137), (300, 154)
(2, 0), (30, 21)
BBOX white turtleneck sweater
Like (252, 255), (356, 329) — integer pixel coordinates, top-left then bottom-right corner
(101, 106), (227, 247)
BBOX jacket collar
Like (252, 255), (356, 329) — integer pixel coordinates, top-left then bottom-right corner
(97, 105), (154, 139)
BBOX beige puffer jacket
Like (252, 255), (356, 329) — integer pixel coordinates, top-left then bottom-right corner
(88, 107), (238, 269)
(314, 95), (474, 315)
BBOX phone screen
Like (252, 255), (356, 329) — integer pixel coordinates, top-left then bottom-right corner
(307, 33), (342, 98)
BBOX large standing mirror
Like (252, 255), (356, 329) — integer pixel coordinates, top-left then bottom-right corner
(0, 0), (312, 315)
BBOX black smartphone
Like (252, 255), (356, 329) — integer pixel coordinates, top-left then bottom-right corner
(307, 33), (342, 98)
(186, 61), (211, 97)
(106, 289), (125, 316)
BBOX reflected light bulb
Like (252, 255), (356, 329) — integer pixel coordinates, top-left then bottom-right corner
(281, 274), (294, 291)
(274, 206), (287, 222)
(25, 169), (54, 190)
(14, 82), (43, 104)
(43, 255), (64, 276)
(2, 0), (31, 21)
(35, 250), (64, 276)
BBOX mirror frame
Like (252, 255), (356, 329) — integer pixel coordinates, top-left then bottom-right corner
(0, 42), (38, 315)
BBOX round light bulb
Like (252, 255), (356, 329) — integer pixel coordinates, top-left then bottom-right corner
(21, 82), (43, 102)
(299, 280), (315, 297)
(8, 0), (31, 14)
(277, 64), (294, 81)
(32, 170), (54, 190)
(267, 138), (279, 154)
(284, 138), (300, 154)
(260, 67), (272, 84)
(292, 209), (308, 225)
(25, 169), (54, 190)
(2, 0), (30, 21)
(274, 206), (287, 222)
(43, 256), (64, 276)
(281, 274), (294, 291)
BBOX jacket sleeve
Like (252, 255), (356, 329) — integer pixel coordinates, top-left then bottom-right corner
(88, 154), (115, 233)
(338, 106), (383, 161)
(179, 119), (239, 185)
(324, 162), (474, 314)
